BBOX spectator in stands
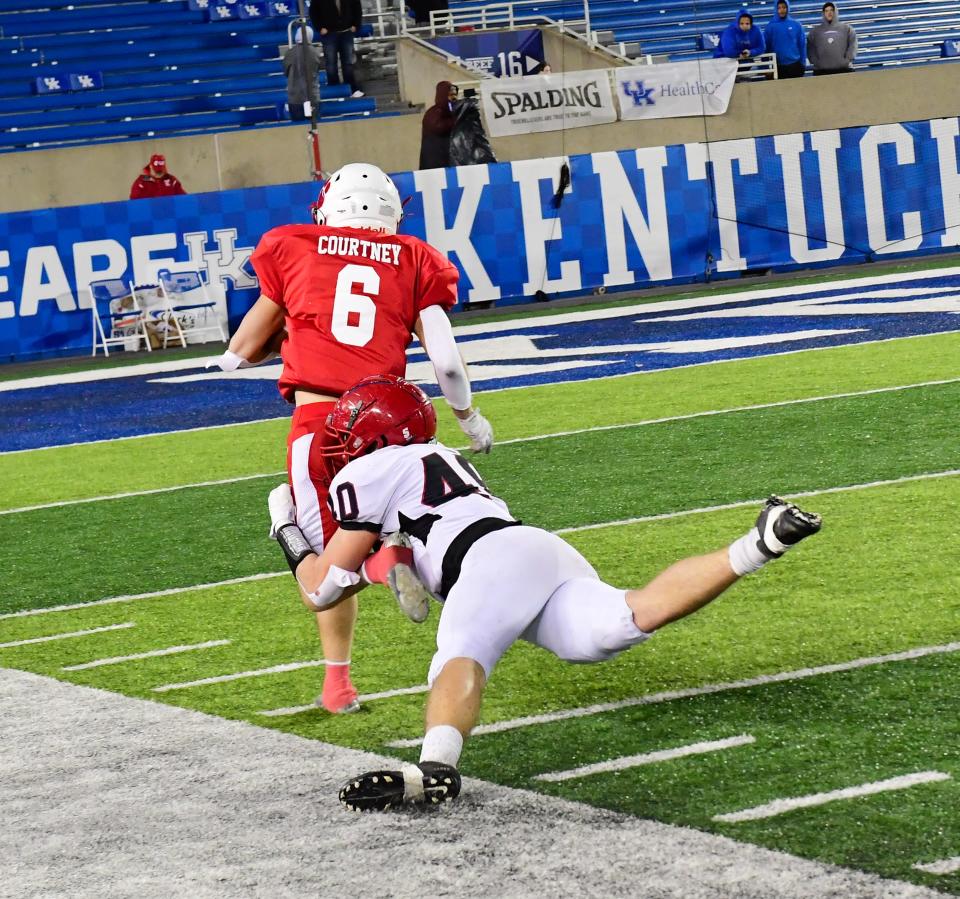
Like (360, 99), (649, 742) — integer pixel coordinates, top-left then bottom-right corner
(283, 24), (324, 120)
(807, 2), (857, 75)
(764, 1), (806, 78)
(419, 80), (457, 170)
(309, 0), (364, 98)
(129, 154), (186, 200)
(714, 9), (764, 60)
(529, 60), (553, 75)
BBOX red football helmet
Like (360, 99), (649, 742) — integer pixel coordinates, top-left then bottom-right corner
(321, 375), (437, 479)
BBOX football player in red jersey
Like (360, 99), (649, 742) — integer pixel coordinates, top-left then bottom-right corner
(214, 163), (493, 715)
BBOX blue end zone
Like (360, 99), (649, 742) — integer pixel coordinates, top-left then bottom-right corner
(2, 271), (959, 452)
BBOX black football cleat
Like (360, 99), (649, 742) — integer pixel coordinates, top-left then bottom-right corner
(339, 761), (461, 812)
(754, 495), (822, 559)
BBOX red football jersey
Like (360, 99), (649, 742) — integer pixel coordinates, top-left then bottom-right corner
(250, 224), (459, 402)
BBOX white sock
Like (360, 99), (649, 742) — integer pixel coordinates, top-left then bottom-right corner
(728, 528), (769, 576)
(419, 725), (464, 769)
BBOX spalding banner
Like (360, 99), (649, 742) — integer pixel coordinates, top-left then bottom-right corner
(3, 116), (960, 361)
(480, 69), (617, 137)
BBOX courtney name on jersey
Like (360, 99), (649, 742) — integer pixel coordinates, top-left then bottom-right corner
(327, 443), (516, 598)
(316, 234), (402, 266)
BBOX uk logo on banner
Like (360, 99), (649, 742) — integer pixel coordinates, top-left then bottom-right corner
(623, 81), (656, 106)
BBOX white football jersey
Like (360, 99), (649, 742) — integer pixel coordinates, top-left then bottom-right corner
(327, 442), (516, 598)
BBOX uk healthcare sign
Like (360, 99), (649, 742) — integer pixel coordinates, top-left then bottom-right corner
(616, 59), (738, 120)
(3, 116), (960, 361)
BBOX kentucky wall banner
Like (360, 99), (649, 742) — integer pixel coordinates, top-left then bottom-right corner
(481, 69), (617, 138)
(616, 59), (738, 120)
(4, 117), (960, 361)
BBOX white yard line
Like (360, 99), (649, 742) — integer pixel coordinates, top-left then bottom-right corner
(0, 571), (288, 621)
(534, 734), (756, 783)
(258, 683), (430, 717)
(0, 471), (286, 516)
(554, 469), (960, 535)
(0, 621), (135, 649)
(5, 376), (959, 515)
(4, 467), (960, 624)
(494, 376), (960, 449)
(712, 772), (951, 824)
(151, 659), (327, 693)
(913, 857), (960, 875)
(387, 642), (960, 748)
(63, 639), (230, 671)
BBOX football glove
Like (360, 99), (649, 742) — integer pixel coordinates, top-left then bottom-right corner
(457, 408), (493, 454)
(268, 483), (296, 539)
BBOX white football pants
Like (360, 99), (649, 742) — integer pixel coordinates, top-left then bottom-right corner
(427, 526), (649, 685)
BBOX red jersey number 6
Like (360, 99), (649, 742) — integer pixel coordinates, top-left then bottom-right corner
(331, 263), (379, 347)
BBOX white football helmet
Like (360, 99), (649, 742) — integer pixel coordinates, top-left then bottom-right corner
(311, 163), (402, 233)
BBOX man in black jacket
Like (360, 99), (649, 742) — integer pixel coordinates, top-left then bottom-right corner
(309, 0), (364, 97)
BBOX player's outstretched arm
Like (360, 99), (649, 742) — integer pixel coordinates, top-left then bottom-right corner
(213, 294), (285, 371)
(415, 305), (493, 453)
(268, 485), (377, 610)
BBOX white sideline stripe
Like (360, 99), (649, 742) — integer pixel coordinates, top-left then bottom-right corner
(0, 571), (288, 621)
(387, 642), (960, 748)
(151, 659), (326, 693)
(534, 734), (756, 782)
(5, 375), (959, 515)
(63, 639), (231, 671)
(0, 471), (287, 516)
(712, 771), (951, 823)
(258, 683), (431, 717)
(0, 621), (135, 648)
(913, 857), (960, 875)
(5, 467), (960, 623)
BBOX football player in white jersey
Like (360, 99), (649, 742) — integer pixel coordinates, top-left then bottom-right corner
(267, 375), (823, 811)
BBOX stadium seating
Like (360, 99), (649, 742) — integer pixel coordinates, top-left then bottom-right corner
(0, 0), (380, 152)
(442, 0), (960, 69)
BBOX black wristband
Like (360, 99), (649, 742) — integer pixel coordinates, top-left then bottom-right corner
(276, 523), (314, 575)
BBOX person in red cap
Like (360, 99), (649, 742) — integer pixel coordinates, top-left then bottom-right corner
(129, 154), (187, 200)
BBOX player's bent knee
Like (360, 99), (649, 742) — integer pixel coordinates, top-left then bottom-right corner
(428, 646), (497, 687)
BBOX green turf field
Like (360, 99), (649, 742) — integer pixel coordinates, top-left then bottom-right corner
(1, 325), (959, 894)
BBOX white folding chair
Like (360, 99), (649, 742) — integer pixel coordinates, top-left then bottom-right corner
(156, 270), (228, 348)
(90, 279), (152, 357)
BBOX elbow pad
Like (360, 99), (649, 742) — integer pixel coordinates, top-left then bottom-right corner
(302, 565), (361, 610)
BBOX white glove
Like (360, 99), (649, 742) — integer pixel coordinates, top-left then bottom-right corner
(268, 483), (296, 538)
(208, 349), (251, 372)
(457, 408), (493, 454)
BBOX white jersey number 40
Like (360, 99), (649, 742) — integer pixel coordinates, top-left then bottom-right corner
(331, 263), (379, 347)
